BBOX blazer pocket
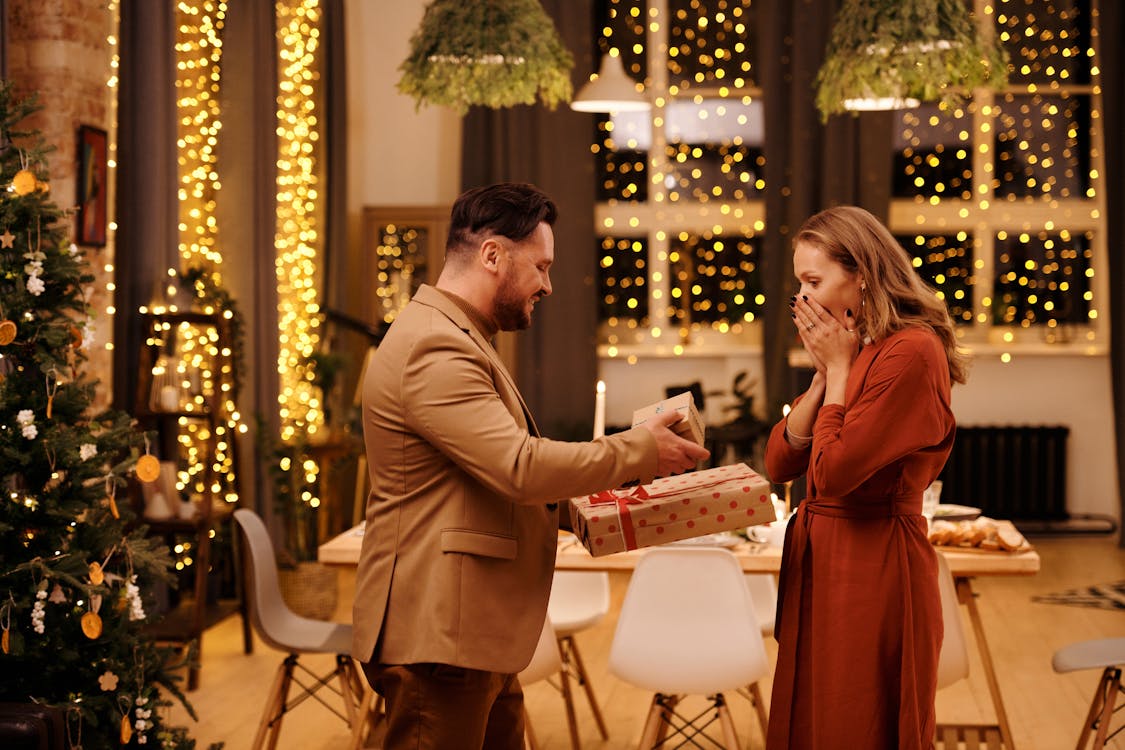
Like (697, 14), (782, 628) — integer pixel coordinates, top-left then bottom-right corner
(440, 528), (518, 560)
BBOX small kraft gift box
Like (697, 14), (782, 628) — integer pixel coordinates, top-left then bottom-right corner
(631, 391), (705, 447)
(569, 463), (773, 557)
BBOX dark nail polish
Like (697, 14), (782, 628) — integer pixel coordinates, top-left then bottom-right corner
(801, 295), (808, 301)
(788, 295), (796, 303)
(791, 312), (796, 318)
(788, 299), (795, 308)
(846, 308), (853, 317)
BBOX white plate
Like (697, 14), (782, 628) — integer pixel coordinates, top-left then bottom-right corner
(932, 504), (982, 521)
(666, 532), (742, 548)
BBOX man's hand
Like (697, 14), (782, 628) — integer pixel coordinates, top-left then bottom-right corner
(639, 411), (711, 476)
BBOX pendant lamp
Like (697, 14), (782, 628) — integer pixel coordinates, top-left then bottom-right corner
(571, 52), (650, 113)
(815, 0), (1008, 121)
(397, 0), (574, 114)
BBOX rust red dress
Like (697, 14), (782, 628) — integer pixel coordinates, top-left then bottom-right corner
(765, 327), (955, 750)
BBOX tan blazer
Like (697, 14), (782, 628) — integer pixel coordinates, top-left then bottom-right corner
(352, 285), (658, 674)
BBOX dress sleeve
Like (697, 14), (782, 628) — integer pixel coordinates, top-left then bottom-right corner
(808, 335), (951, 497)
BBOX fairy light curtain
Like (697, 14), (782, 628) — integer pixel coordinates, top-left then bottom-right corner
(117, 1), (342, 522)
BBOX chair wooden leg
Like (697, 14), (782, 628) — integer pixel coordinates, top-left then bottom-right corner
(349, 689), (374, 750)
(747, 681), (769, 741)
(337, 656), (362, 730)
(637, 695), (666, 750)
(259, 657), (295, 750)
(266, 663), (295, 750)
(1090, 666), (1121, 749)
(557, 653), (583, 750)
(653, 695), (679, 746)
(562, 635), (609, 739)
(524, 705), (541, 750)
(1075, 668), (1109, 750)
(251, 661), (288, 750)
(717, 694), (742, 750)
(349, 689), (385, 750)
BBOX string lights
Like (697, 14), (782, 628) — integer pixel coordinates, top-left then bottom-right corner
(175, 0), (226, 274)
(375, 224), (425, 324)
(274, 0), (325, 443)
(595, 0), (1101, 352)
(893, 0), (1102, 340)
(596, 0), (764, 351)
(162, 0), (243, 541)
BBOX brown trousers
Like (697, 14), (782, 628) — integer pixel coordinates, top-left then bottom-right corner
(363, 662), (525, 750)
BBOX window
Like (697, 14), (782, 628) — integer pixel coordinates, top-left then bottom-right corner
(595, 0), (766, 358)
(596, 0), (1105, 356)
(889, 0), (1106, 349)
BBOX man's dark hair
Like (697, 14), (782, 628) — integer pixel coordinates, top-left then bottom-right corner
(446, 182), (557, 256)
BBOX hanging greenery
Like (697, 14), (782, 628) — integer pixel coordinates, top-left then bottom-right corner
(815, 0), (1008, 121)
(398, 0), (574, 113)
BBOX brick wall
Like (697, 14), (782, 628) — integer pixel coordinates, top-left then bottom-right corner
(7, 0), (116, 409)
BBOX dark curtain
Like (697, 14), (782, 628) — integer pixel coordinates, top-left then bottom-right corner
(321, 0), (347, 309)
(218, 0), (281, 519)
(758, 0), (892, 424)
(1100, 0), (1125, 543)
(461, 0), (598, 439)
(114, 0), (179, 411)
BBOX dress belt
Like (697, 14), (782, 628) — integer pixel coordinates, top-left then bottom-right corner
(774, 493), (923, 640)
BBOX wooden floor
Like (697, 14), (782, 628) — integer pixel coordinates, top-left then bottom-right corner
(165, 534), (1125, 749)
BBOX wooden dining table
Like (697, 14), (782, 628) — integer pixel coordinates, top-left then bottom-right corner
(319, 520), (1039, 750)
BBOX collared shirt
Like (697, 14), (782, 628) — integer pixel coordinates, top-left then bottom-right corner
(436, 288), (499, 340)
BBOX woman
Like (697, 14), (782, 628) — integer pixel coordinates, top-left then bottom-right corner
(765, 206), (967, 749)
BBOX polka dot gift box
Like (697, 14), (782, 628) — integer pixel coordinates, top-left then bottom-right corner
(569, 463), (773, 557)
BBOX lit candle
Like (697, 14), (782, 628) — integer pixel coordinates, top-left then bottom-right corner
(593, 380), (606, 439)
(781, 402), (793, 514)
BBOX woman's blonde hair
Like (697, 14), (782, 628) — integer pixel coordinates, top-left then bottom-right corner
(795, 205), (968, 384)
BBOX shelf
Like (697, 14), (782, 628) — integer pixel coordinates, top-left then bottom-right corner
(134, 306), (249, 690)
(135, 408), (216, 420)
(142, 309), (229, 326)
(142, 503), (236, 533)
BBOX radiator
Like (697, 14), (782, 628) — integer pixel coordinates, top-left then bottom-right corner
(938, 425), (1069, 521)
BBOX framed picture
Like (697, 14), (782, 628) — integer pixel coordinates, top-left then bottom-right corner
(76, 125), (108, 246)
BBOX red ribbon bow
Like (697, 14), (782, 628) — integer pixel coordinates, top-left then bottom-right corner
(585, 486), (650, 550)
(588, 485), (650, 505)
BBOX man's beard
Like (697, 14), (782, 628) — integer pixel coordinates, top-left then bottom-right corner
(494, 276), (535, 331)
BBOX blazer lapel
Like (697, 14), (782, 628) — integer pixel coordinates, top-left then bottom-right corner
(414, 286), (541, 437)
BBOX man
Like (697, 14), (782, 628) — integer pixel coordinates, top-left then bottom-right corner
(353, 183), (708, 748)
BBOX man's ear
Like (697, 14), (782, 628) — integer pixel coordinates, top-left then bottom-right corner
(480, 237), (503, 273)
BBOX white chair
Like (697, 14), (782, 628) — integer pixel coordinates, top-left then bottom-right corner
(608, 547), (770, 749)
(546, 570), (612, 749)
(734, 573), (777, 733)
(936, 552), (969, 690)
(233, 509), (366, 750)
(744, 573), (777, 637)
(1052, 638), (1125, 749)
(520, 617), (564, 750)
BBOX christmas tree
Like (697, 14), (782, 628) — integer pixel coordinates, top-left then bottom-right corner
(0, 83), (205, 748)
